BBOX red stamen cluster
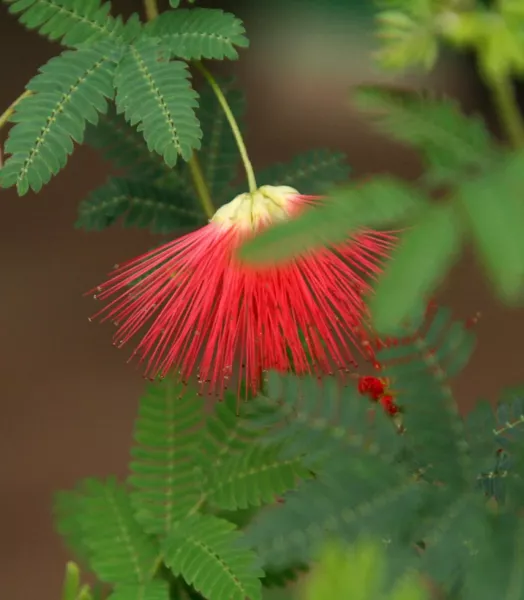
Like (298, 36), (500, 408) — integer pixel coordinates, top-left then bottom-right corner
(358, 375), (400, 416)
(89, 191), (397, 400)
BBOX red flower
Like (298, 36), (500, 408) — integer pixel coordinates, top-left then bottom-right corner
(357, 375), (387, 400)
(358, 375), (400, 416)
(380, 394), (399, 416)
(89, 186), (396, 398)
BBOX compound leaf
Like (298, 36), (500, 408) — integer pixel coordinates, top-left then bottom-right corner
(76, 177), (205, 233)
(370, 203), (462, 336)
(163, 514), (263, 600)
(80, 477), (160, 584)
(0, 42), (120, 194)
(128, 381), (205, 537)
(143, 8), (248, 60)
(114, 38), (202, 168)
(4, 0), (140, 46)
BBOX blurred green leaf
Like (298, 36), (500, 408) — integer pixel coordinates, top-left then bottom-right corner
(62, 562), (81, 600)
(60, 562), (94, 600)
(374, 5), (439, 71)
(441, 8), (524, 78)
(370, 203), (462, 335)
(254, 149), (350, 195)
(304, 540), (427, 600)
(76, 177), (205, 233)
(238, 177), (425, 265)
(502, 0), (524, 19)
(354, 85), (495, 185)
(458, 150), (524, 302)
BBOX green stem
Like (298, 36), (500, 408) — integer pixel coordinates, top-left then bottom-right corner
(188, 152), (214, 218)
(488, 75), (524, 149)
(143, 0), (158, 20)
(143, 0), (215, 218)
(0, 89), (32, 131)
(194, 61), (257, 193)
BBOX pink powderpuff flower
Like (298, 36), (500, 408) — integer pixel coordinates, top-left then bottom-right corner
(89, 185), (397, 399)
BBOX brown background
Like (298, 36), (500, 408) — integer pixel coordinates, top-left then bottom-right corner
(1, 1), (523, 599)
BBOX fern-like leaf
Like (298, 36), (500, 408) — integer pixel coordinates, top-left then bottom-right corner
(163, 514), (263, 600)
(495, 387), (524, 443)
(205, 443), (310, 511)
(54, 485), (93, 563)
(4, 0), (140, 46)
(128, 382), (205, 537)
(374, 307), (490, 590)
(114, 39), (202, 168)
(200, 393), (261, 465)
(80, 477), (160, 584)
(353, 86), (496, 185)
(0, 42), (120, 194)
(243, 374), (421, 568)
(84, 103), (167, 179)
(142, 9), (248, 60)
(461, 514), (524, 600)
(198, 393), (307, 511)
(255, 149), (350, 195)
(76, 177), (205, 233)
(108, 582), (169, 600)
(377, 305), (476, 488)
(474, 387), (524, 503)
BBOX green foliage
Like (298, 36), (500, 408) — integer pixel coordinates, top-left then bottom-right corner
(373, 0), (524, 79)
(79, 477), (161, 584)
(6, 0), (524, 598)
(304, 539), (428, 600)
(238, 176), (426, 264)
(55, 485), (93, 563)
(205, 443), (310, 511)
(53, 308), (524, 599)
(439, 0), (524, 78)
(253, 149), (350, 195)
(1, 4), (248, 198)
(3, 0), (141, 46)
(242, 372), (421, 569)
(83, 103), (167, 180)
(369, 203), (462, 335)
(199, 393), (309, 513)
(114, 39), (202, 168)
(374, 1), (440, 71)
(61, 562), (93, 600)
(262, 564), (309, 589)
(357, 87), (524, 325)
(163, 513), (263, 600)
(108, 582), (169, 600)
(239, 84), (524, 333)
(142, 9), (249, 60)
(79, 78), (246, 231)
(55, 382), (306, 600)
(353, 85), (496, 186)
(75, 177), (205, 233)
(459, 514), (524, 600)
(128, 384), (204, 536)
(457, 149), (524, 302)
(0, 42), (120, 194)
(238, 307), (524, 597)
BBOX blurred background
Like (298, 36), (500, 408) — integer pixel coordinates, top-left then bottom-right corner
(0, 0), (522, 598)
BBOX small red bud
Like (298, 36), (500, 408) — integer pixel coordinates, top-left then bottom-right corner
(380, 394), (399, 415)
